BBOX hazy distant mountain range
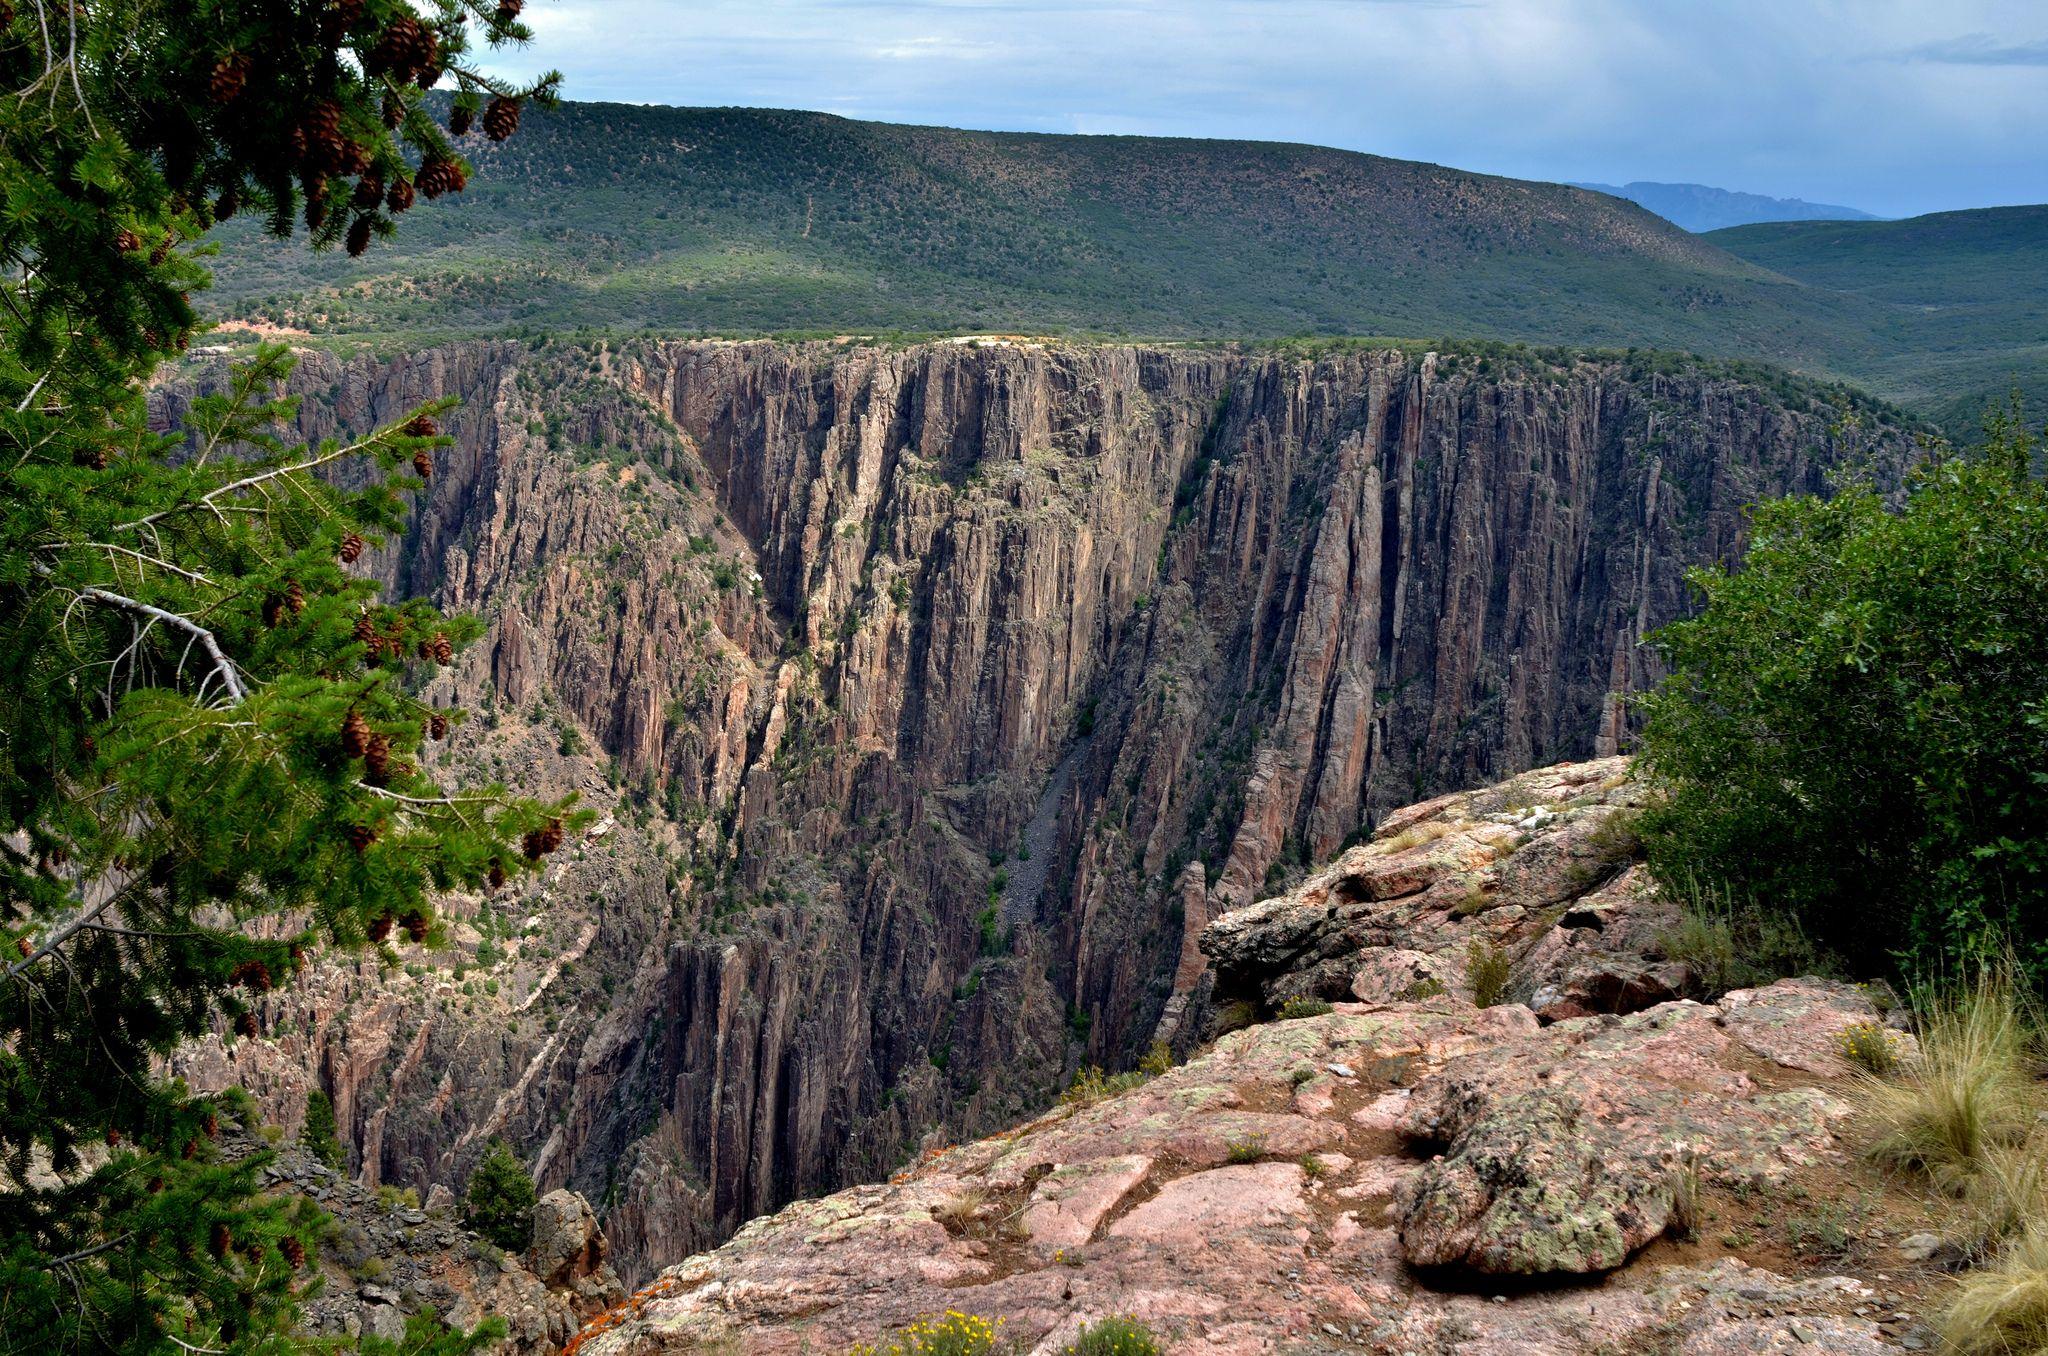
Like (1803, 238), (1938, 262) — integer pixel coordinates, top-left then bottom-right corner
(1572, 180), (1881, 232)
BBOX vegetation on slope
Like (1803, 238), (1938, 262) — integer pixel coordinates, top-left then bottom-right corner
(202, 101), (2040, 433)
(1710, 207), (2048, 431)
(1636, 409), (2048, 987)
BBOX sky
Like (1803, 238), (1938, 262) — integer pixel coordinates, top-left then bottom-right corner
(479, 0), (2048, 219)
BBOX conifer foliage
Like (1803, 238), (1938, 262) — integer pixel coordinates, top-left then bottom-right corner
(462, 1138), (537, 1253)
(0, 3), (570, 1350)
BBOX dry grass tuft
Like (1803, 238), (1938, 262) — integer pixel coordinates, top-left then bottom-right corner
(931, 1187), (986, 1234)
(1379, 819), (1457, 853)
(1862, 970), (2037, 1180)
(1939, 1224), (2048, 1356)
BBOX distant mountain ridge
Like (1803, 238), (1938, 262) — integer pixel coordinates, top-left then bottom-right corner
(203, 100), (2039, 433)
(1572, 180), (1880, 232)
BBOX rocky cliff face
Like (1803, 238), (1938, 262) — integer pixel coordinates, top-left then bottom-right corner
(564, 761), (1940, 1356)
(165, 338), (1909, 1286)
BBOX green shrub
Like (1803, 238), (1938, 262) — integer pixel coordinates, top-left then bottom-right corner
(1063, 1316), (1165, 1355)
(1837, 1020), (1903, 1075)
(1276, 995), (1333, 1020)
(1060, 1066), (1147, 1108)
(300, 1088), (345, 1170)
(1636, 418), (2048, 987)
(463, 1139), (537, 1253)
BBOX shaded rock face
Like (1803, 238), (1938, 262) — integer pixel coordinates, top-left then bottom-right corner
(566, 976), (1898, 1355)
(162, 339), (1908, 1284)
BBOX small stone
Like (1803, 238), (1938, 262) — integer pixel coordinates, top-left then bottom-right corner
(1327, 1063), (1356, 1078)
(1897, 1232), (1942, 1261)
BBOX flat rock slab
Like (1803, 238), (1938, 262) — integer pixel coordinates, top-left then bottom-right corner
(573, 981), (1890, 1355)
(1397, 983), (1874, 1275)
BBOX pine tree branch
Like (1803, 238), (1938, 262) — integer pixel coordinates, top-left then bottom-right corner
(42, 1233), (131, 1270)
(40, 568), (249, 704)
(40, 541), (214, 586)
(113, 427), (398, 533)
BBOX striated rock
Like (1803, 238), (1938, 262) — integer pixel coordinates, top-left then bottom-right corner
(158, 339), (1912, 1284)
(566, 980), (1895, 1354)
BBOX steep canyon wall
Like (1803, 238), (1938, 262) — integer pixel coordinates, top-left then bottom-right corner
(165, 339), (1905, 1282)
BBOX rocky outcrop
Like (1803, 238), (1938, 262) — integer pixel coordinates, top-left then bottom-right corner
(162, 338), (1913, 1284)
(1198, 756), (1680, 1021)
(563, 975), (1913, 1354)
(257, 1140), (621, 1351)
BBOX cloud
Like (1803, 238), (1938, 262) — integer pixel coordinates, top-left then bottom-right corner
(1891, 34), (2048, 65)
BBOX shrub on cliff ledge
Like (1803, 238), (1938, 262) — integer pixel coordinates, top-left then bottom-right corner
(464, 1139), (538, 1253)
(1637, 411), (2048, 985)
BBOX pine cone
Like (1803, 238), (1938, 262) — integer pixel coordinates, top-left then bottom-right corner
(353, 613), (377, 648)
(346, 215), (371, 257)
(415, 157), (466, 199)
(280, 1235), (306, 1269)
(210, 53), (250, 104)
(430, 632), (453, 665)
(427, 713), (449, 741)
(114, 228), (142, 253)
(236, 1011), (259, 1038)
(404, 414), (439, 438)
(229, 960), (273, 991)
(15, 937), (31, 957)
(348, 822), (376, 853)
(482, 96), (522, 143)
(203, 1111), (219, 1138)
(496, 0), (525, 21)
(284, 580), (305, 615)
(72, 446), (108, 470)
(263, 594), (286, 628)
(302, 99), (345, 170)
(105, 1127), (120, 1146)
(340, 532), (365, 563)
(362, 733), (391, 786)
(400, 911), (429, 943)
(214, 187), (240, 221)
(450, 104), (473, 137)
(352, 176), (383, 210)
(382, 91), (404, 129)
(370, 15), (435, 81)
(522, 817), (566, 861)
(386, 177), (415, 213)
(210, 1223), (232, 1259)
(487, 862), (507, 890)
(321, 0), (364, 44)
(303, 181), (329, 232)
(367, 913), (394, 942)
(412, 449), (434, 480)
(150, 235), (172, 266)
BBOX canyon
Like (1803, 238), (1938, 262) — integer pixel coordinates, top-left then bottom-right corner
(165, 337), (1911, 1286)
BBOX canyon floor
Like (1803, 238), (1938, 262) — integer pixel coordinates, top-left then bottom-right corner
(564, 759), (1954, 1354)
